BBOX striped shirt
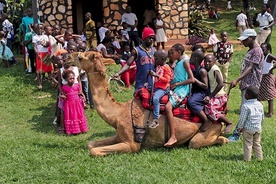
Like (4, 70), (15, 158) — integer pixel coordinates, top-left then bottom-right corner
(237, 99), (264, 132)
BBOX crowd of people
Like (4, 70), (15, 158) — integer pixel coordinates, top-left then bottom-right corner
(1, 1), (275, 162)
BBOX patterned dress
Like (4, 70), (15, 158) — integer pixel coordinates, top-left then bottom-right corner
(258, 53), (276, 101)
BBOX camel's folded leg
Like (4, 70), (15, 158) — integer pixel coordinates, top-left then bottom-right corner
(87, 135), (120, 149)
(90, 142), (139, 156)
(189, 124), (228, 149)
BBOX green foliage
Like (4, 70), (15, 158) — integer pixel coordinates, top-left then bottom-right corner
(188, 9), (211, 40)
(5, 0), (32, 53)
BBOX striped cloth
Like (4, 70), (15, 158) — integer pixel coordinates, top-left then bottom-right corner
(258, 73), (276, 101)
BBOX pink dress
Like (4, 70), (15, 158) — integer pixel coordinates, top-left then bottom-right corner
(62, 83), (88, 134)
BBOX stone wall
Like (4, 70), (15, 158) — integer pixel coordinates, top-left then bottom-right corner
(37, 0), (73, 32)
(38, 0), (188, 39)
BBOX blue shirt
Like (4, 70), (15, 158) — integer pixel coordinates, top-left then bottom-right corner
(237, 99), (264, 132)
(133, 45), (155, 92)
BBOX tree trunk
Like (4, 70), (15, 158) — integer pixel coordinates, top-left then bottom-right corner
(271, 1), (276, 18)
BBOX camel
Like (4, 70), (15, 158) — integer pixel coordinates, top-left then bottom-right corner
(72, 51), (228, 157)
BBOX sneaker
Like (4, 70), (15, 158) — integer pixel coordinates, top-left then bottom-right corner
(148, 119), (159, 129)
(228, 134), (240, 142)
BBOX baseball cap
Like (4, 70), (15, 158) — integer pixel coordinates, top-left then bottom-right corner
(142, 27), (155, 40)
(238, 29), (257, 41)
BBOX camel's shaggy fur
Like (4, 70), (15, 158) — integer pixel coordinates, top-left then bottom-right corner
(74, 51), (228, 156)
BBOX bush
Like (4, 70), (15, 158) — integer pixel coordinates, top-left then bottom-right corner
(187, 9), (210, 45)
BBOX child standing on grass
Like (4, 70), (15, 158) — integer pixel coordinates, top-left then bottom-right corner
(237, 86), (264, 162)
(258, 43), (276, 118)
(147, 49), (173, 128)
(60, 70), (88, 135)
(0, 30), (16, 67)
(164, 43), (195, 147)
(213, 31), (233, 90)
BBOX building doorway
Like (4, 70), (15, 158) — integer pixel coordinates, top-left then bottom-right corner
(72, 0), (103, 34)
(127, 0), (157, 36)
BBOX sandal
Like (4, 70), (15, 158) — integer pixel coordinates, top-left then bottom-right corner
(148, 119), (159, 129)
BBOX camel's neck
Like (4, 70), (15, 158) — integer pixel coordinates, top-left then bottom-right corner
(87, 72), (124, 127)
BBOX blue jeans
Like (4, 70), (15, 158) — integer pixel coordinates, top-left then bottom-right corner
(152, 88), (169, 119)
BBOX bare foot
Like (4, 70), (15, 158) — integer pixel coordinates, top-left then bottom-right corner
(164, 137), (177, 147)
(199, 121), (212, 132)
(222, 123), (234, 134)
(265, 113), (273, 118)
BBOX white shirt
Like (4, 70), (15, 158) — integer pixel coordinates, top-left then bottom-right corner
(256, 11), (274, 30)
(121, 12), (138, 31)
(98, 27), (109, 42)
(2, 19), (14, 39)
(60, 66), (79, 85)
(32, 34), (49, 52)
(121, 29), (129, 42)
(236, 13), (247, 26)
(97, 43), (106, 52)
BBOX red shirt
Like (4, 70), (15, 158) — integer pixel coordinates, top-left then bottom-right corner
(154, 64), (173, 90)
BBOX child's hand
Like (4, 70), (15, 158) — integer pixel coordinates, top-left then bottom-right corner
(148, 70), (156, 76)
(238, 128), (243, 134)
(170, 82), (178, 90)
(203, 96), (210, 104)
(60, 94), (67, 99)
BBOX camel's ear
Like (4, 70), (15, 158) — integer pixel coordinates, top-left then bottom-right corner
(88, 53), (106, 75)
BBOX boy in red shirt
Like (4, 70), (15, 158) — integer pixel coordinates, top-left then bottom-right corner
(147, 49), (173, 128)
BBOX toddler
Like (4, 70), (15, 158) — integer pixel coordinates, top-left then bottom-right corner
(237, 86), (264, 162)
(60, 70), (89, 135)
(147, 49), (173, 128)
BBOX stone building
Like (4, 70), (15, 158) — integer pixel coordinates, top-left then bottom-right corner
(37, 0), (188, 40)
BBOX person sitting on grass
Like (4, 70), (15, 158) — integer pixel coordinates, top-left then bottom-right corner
(147, 49), (173, 129)
(120, 44), (136, 88)
(204, 54), (233, 134)
(237, 86), (264, 162)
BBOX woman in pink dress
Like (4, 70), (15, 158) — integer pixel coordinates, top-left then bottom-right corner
(60, 70), (89, 135)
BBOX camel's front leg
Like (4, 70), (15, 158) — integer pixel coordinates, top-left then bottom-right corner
(90, 142), (140, 156)
(87, 135), (120, 149)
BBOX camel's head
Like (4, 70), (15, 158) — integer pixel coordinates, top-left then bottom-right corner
(72, 51), (106, 75)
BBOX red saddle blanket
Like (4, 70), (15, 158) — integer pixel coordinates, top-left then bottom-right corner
(135, 88), (225, 124)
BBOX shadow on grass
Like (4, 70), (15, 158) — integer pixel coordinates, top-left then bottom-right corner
(29, 101), (57, 134)
(209, 153), (244, 161)
(33, 141), (87, 150)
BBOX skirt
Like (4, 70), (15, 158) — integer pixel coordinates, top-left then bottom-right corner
(258, 73), (276, 101)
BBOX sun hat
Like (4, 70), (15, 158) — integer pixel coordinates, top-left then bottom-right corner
(142, 27), (155, 40)
(238, 29), (257, 41)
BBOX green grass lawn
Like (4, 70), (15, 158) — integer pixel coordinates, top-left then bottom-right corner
(0, 1), (276, 183)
